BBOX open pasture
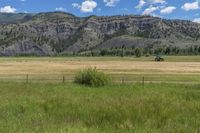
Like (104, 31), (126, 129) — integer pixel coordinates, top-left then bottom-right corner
(0, 56), (200, 132)
(0, 82), (200, 132)
(0, 56), (199, 83)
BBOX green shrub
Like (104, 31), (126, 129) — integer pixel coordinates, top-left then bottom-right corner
(74, 68), (111, 87)
(135, 48), (142, 57)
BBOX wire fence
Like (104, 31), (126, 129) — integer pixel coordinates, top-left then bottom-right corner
(0, 74), (199, 84)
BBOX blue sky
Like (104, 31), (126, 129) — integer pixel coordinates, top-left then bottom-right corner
(0, 0), (200, 23)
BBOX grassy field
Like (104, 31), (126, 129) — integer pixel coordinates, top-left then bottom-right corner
(0, 56), (200, 132)
(0, 82), (200, 133)
(0, 56), (200, 75)
(0, 56), (199, 83)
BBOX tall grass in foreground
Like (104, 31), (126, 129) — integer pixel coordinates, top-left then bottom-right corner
(0, 82), (200, 133)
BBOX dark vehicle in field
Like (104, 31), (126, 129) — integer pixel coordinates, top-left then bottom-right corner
(155, 55), (164, 62)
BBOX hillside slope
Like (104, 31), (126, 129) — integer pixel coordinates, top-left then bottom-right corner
(0, 12), (200, 56)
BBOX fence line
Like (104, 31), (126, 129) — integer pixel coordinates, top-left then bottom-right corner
(0, 74), (199, 84)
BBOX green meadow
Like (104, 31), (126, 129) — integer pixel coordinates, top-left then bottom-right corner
(0, 82), (200, 133)
(0, 56), (199, 132)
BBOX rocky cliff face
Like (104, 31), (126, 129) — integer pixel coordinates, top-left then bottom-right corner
(0, 12), (200, 56)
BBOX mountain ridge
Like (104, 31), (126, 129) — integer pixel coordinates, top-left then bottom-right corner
(0, 12), (200, 56)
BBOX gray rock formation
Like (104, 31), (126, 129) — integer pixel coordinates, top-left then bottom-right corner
(0, 41), (54, 56)
(0, 12), (200, 56)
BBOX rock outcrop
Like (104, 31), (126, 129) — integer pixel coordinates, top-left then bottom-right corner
(0, 12), (200, 56)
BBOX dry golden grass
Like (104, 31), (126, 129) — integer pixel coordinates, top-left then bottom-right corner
(0, 57), (199, 75)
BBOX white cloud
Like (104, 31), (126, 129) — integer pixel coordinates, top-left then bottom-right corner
(72, 3), (81, 9)
(193, 18), (200, 23)
(55, 7), (66, 12)
(72, 0), (97, 13)
(135, 0), (166, 10)
(97, 8), (101, 12)
(0, 6), (16, 13)
(182, 1), (199, 11)
(81, 0), (97, 13)
(151, 0), (166, 4)
(160, 6), (176, 14)
(142, 5), (159, 15)
(135, 0), (146, 9)
(194, 13), (199, 16)
(104, 0), (120, 7)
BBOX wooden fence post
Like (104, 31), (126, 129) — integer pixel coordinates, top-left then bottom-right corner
(26, 74), (28, 83)
(62, 75), (65, 83)
(122, 77), (125, 84)
(142, 76), (144, 87)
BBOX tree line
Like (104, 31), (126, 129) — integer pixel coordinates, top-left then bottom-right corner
(72, 45), (200, 57)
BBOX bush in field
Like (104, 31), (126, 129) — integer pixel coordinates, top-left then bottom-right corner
(74, 68), (111, 87)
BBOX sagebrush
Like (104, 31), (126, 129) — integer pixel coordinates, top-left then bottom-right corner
(74, 68), (111, 87)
